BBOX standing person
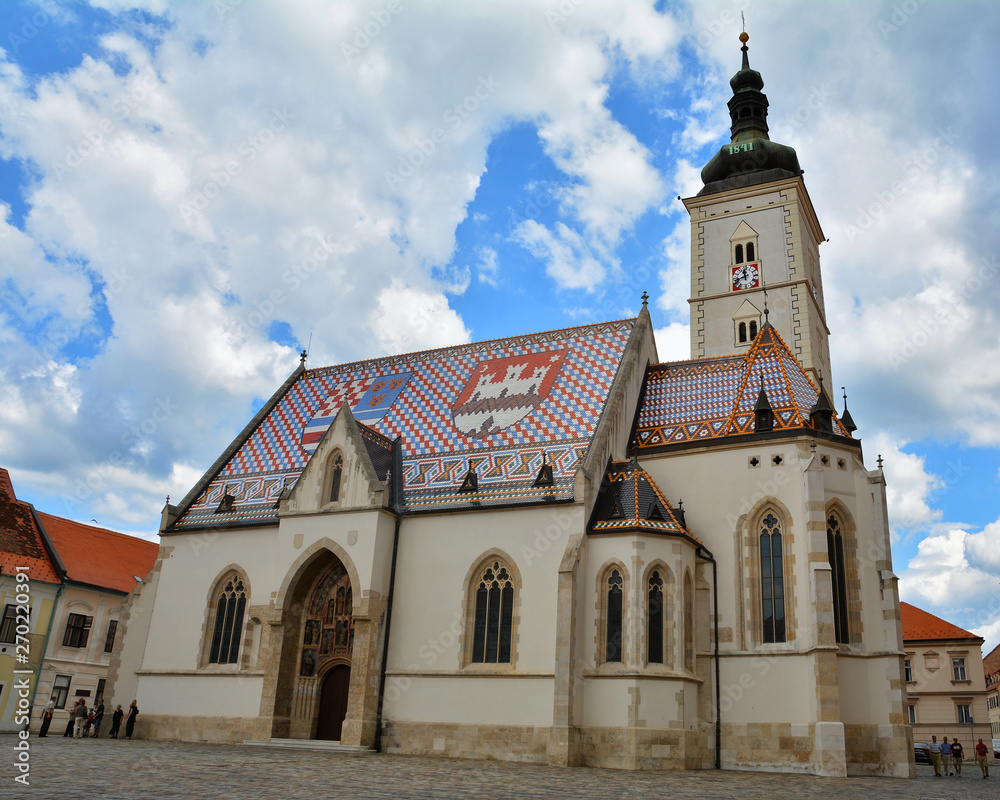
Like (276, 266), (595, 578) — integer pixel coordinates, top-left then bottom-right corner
(951, 738), (964, 776)
(124, 700), (139, 740)
(73, 699), (88, 738)
(38, 696), (56, 737)
(975, 738), (990, 778)
(63, 700), (79, 737)
(91, 699), (105, 738)
(929, 735), (943, 776)
(941, 737), (952, 775)
(108, 705), (123, 739)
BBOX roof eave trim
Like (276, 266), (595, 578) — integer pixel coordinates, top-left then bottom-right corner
(29, 504), (67, 581)
(168, 362), (306, 530)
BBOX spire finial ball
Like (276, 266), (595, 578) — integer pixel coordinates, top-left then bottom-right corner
(739, 31), (749, 44)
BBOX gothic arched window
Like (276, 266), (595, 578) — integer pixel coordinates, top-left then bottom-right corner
(329, 454), (343, 503)
(760, 513), (786, 643)
(734, 244), (744, 264)
(472, 560), (514, 663)
(606, 569), (624, 663)
(209, 574), (248, 664)
(647, 570), (664, 664)
(683, 571), (694, 671)
(827, 514), (849, 644)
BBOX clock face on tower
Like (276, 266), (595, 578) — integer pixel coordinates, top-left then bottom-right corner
(732, 263), (760, 291)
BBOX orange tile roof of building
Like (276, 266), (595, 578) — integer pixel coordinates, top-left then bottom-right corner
(0, 469), (61, 584)
(36, 512), (158, 595)
(900, 601), (983, 643)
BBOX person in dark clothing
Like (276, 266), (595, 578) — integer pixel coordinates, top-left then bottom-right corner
(124, 700), (139, 740)
(108, 705), (124, 739)
(63, 701), (79, 737)
(91, 701), (105, 737)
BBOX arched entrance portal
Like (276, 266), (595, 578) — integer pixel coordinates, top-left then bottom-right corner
(316, 665), (351, 740)
(298, 560), (354, 740)
(269, 549), (357, 742)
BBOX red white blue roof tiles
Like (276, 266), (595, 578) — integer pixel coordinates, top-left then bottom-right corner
(171, 320), (635, 529)
(633, 324), (851, 448)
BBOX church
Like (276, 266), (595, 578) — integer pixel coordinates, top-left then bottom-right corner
(108, 35), (914, 777)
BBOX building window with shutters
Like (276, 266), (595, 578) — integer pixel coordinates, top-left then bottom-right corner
(63, 613), (93, 648)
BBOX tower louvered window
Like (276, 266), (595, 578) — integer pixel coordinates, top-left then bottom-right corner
(472, 561), (514, 663)
(209, 576), (247, 664)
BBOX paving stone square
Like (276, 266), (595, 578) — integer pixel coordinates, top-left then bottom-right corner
(6, 736), (996, 800)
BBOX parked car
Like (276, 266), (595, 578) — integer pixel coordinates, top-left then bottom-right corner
(913, 742), (931, 764)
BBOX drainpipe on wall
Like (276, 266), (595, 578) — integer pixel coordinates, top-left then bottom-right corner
(697, 543), (721, 770)
(374, 437), (405, 753)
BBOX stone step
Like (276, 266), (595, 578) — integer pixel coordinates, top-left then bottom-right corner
(243, 738), (375, 754)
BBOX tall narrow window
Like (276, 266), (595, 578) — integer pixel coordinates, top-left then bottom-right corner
(957, 704), (972, 724)
(329, 454), (343, 502)
(52, 675), (71, 709)
(738, 321), (748, 343)
(647, 571), (664, 664)
(735, 243), (744, 264)
(746, 242), (755, 261)
(0, 605), (17, 643)
(827, 515), (849, 644)
(472, 560), (514, 663)
(760, 513), (786, 643)
(683, 571), (694, 671)
(605, 569), (623, 663)
(209, 575), (247, 664)
(104, 620), (118, 653)
(908, 704), (917, 724)
(953, 657), (967, 681)
(904, 658), (913, 682)
(749, 320), (758, 339)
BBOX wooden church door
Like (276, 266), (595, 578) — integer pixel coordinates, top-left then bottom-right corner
(316, 664), (351, 741)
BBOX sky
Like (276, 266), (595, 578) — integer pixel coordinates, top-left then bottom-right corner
(0, 0), (998, 652)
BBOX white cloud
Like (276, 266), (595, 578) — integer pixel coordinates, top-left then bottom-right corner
(477, 246), (499, 287)
(653, 322), (690, 362)
(513, 220), (607, 291)
(369, 283), (471, 355)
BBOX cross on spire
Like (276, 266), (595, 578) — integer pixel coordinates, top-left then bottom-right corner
(641, 291), (649, 307)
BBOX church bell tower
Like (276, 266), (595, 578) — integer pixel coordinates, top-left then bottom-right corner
(683, 33), (831, 385)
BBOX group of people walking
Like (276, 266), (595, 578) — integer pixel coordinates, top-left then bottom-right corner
(927, 735), (991, 778)
(36, 697), (139, 740)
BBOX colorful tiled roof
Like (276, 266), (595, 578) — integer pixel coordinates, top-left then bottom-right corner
(589, 458), (699, 542)
(900, 602), (984, 643)
(171, 320), (636, 529)
(0, 469), (61, 584)
(633, 323), (851, 448)
(37, 512), (158, 595)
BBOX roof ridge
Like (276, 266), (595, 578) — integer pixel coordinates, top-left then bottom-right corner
(305, 318), (637, 376)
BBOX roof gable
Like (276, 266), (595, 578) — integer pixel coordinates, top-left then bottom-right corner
(38, 512), (158, 594)
(0, 475), (60, 584)
(590, 458), (698, 542)
(900, 601), (984, 643)
(171, 320), (636, 529)
(633, 324), (852, 448)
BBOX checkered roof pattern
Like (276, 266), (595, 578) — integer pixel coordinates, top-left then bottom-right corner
(172, 320), (634, 528)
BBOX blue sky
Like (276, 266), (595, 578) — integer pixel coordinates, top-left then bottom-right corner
(1, 0), (999, 650)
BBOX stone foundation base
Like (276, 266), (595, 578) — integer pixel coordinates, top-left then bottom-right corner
(381, 721), (701, 770)
(844, 723), (915, 778)
(720, 721), (846, 776)
(133, 714), (260, 744)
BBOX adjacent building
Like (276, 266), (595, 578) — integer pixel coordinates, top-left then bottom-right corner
(985, 642), (999, 746)
(0, 468), (157, 733)
(109, 36), (913, 777)
(901, 601), (992, 759)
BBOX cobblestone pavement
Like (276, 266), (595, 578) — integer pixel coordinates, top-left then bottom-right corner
(5, 736), (996, 800)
